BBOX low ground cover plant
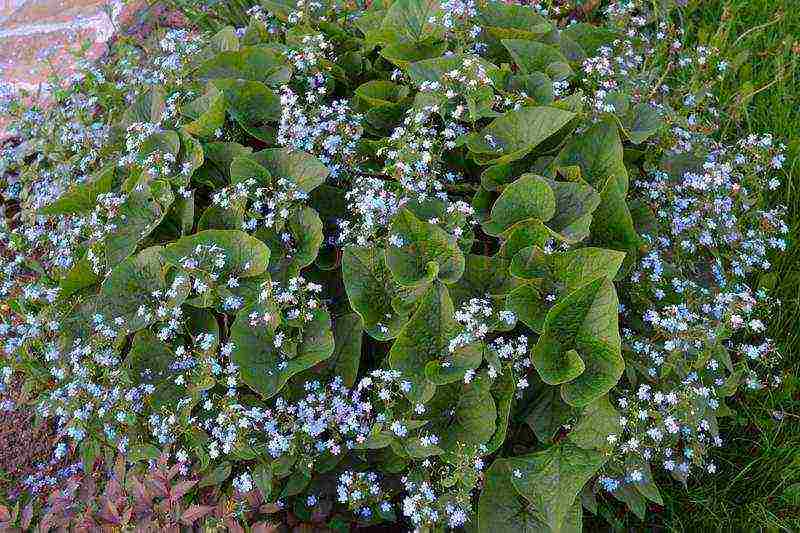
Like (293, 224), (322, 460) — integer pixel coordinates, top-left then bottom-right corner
(0, 0), (790, 530)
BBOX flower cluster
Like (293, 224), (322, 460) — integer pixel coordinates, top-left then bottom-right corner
(213, 176), (309, 232)
(336, 471), (393, 520)
(278, 87), (364, 181)
(337, 176), (407, 246)
(381, 105), (466, 199)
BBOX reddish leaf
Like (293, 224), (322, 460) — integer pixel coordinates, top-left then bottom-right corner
(180, 504), (213, 525)
(78, 475), (96, 504)
(98, 496), (121, 525)
(128, 475), (150, 504)
(252, 522), (280, 533)
(226, 517), (246, 533)
(114, 453), (126, 482)
(168, 463), (183, 481)
(169, 480), (197, 502)
(105, 478), (125, 500)
(21, 502), (33, 529)
(121, 505), (133, 525)
(259, 503), (282, 514)
(145, 477), (169, 498)
(157, 453), (169, 470)
(0, 505), (10, 522)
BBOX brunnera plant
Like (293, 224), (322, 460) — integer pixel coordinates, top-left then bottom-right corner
(0, 0), (787, 530)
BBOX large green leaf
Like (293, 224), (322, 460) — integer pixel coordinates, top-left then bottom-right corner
(355, 80), (409, 107)
(230, 154), (273, 187)
(560, 23), (619, 57)
(385, 208), (465, 286)
(105, 181), (175, 265)
(187, 27), (240, 70)
(137, 130), (180, 164)
(330, 313), (363, 388)
(342, 246), (409, 341)
(525, 385), (577, 444)
(39, 164), (116, 216)
(483, 174), (556, 236)
(194, 142), (253, 188)
(567, 396), (619, 450)
(58, 249), (100, 298)
(231, 306), (334, 398)
(426, 373), (497, 453)
(198, 205), (245, 231)
(176, 130), (205, 185)
(507, 444), (605, 532)
(377, 40), (445, 69)
(506, 283), (545, 333)
(161, 229), (271, 279)
(510, 245), (550, 280)
(121, 87), (165, 127)
(212, 79), (281, 126)
(448, 253), (517, 307)
(406, 54), (500, 85)
(502, 39), (572, 78)
(381, 0), (443, 43)
(550, 247), (625, 292)
(182, 87), (227, 138)
(589, 176), (640, 265)
(127, 330), (185, 410)
(545, 178), (601, 243)
(250, 148), (328, 193)
(534, 344), (585, 386)
(533, 277), (623, 407)
(478, 458), (583, 533)
(388, 282), (480, 402)
(476, 2), (552, 41)
(195, 46), (287, 83)
(497, 218), (551, 260)
(256, 207), (324, 284)
(619, 102), (661, 145)
(553, 118), (628, 195)
(485, 368), (515, 454)
(506, 73), (555, 106)
(98, 246), (189, 332)
(466, 106), (575, 165)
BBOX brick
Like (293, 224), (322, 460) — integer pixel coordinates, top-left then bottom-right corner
(1, 0), (109, 30)
(0, 0), (28, 21)
(0, 0), (122, 90)
(0, 0), (162, 140)
(0, 25), (108, 87)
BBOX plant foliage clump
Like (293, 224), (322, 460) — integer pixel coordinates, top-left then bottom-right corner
(0, 0), (789, 530)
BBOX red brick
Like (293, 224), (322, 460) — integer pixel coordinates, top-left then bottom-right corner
(1, 0), (109, 30)
(0, 0), (157, 140)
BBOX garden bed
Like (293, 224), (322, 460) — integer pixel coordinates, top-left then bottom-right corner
(0, 0), (796, 530)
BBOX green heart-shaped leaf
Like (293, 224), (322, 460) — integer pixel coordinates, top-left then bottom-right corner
(426, 372), (497, 454)
(388, 282), (479, 402)
(506, 443), (605, 532)
(249, 148), (328, 193)
(161, 229), (271, 279)
(466, 106), (575, 165)
(483, 174), (556, 236)
(502, 39), (573, 78)
(386, 208), (465, 286)
(231, 306), (334, 398)
(342, 246), (410, 340)
(533, 277), (624, 407)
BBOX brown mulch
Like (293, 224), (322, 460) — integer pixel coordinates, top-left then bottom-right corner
(0, 378), (72, 500)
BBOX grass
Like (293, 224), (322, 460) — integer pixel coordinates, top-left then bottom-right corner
(649, 0), (800, 531)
